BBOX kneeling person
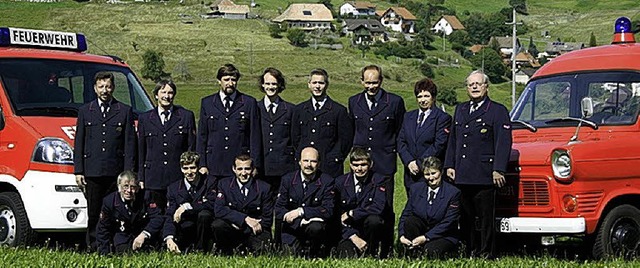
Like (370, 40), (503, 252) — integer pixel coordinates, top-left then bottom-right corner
(96, 171), (163, 255)
(213, 154), (273, 254)
(335, 147), (388, 258)
(163, 151), (217, 253)
(275, 147), (335, 258)
(399, 156), (461, 258)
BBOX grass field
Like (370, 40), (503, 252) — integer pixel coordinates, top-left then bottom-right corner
(1, 246), (639, 268)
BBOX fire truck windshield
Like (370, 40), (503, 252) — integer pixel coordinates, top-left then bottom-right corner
(0, 58), (153, 117)
(511, 71), (640, 128)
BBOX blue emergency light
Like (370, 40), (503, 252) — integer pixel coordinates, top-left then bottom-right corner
(612, 17), (635, 44)
(0, 27), (87, 52)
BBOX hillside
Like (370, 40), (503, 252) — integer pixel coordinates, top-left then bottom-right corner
(1, 0), (639, 115)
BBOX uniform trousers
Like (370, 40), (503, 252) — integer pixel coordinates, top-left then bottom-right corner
(281, 221), (327, 258)
(459, 184), (496, 258)
(211, 218), (271, 254)
(336, 214), (385, 258)
(173, 210), (214, 252)
(381, 175), (395, 258)
(85, 176), (116, 250)
(401, 215), (457, 258)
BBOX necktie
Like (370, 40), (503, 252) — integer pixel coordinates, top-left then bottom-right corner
(162, 110), (170, 125)
(268, 103), (275, 116)
(417, 112), (425, 127)
(224, 96), (231, 112)
(101, 102), (109, 118)
(314, 102), (321, 112)
(470, 102), (479, 114)
(368, 95), (376, 110)
(240, 184), (248, 199)
(428, 191), (436, 205)
(355, 181), (362, 197)
(302, 180), (308, 195)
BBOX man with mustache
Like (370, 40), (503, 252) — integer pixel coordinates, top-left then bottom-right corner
(74, 71), (136, 251)
(137, 80), (196, 211)
(197, 64), (262, 184)
(275, 147), (335, 258)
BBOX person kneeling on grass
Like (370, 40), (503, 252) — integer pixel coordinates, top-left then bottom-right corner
(398, 156), (461, 258)
(96, 171), (163, 255)
(212, 154), (273, 255)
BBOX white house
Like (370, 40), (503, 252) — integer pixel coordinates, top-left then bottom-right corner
(273, 4), (334, 31)
(378, 7), (416, 34)
(431, 15), (465, 36)
(339, 1), (376, 17)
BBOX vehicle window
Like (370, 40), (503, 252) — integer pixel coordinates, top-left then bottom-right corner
(0, 59), (153, 117)
(587, 82), (639, 124)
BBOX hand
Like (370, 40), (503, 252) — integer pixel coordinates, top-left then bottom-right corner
(199, 167), (209, 175)
(132, 233), (146, 250)
(493, 171), (506, 188)
(166, 238), (181, 253)
(400, 236), (412, 246)
(446, 168), (455, 181)
(245, 217), (262, 235)
(341, 212), (349, 224)
(75, 175), (86, 191)
(139, 181), (145, 190)
(408, 160), (420, 176)
(173, 206), (186, 223)
(350, 235), (367, 252)
(411, 235), (428, 248)
(283, 209), (301, 223)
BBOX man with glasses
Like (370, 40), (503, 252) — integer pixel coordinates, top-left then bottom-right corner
(444, 70), (512, 259)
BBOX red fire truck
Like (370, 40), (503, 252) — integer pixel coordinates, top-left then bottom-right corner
(502, 17), (640, 258)
(0, 27), (153, 246)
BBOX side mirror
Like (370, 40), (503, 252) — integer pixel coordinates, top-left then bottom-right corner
(581, 97), (594, 118)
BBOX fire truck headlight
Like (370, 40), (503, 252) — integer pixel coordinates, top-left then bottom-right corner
(552, 150), (572, 181)
(32, 138), (74, 165)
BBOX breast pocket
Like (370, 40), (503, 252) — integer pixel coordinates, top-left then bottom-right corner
(206, 114), (220, 131)
(320, 120), (336, 138)
(109, 122), (124, 139)
(475, 121), (494, 141)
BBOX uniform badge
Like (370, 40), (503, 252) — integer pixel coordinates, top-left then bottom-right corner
(216, 192), (223, 199)
(480, 128), (488, 133)
(379, 186), (386, 192)
(119, 220), (126, 232)
(116, 127), (122, 132)
(503, 124), (511, 129)
(444, 128), (450, 134)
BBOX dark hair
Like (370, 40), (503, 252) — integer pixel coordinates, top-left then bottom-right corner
(348, 147), (371, 164)
(414, 78), (438, 99)
(233, 154), (253, 168)
(421, 156), (442, 172)
(94, 71), (115, 87)
(216, 63), (241, 80)
(360, 65), (383, 83)
(309, 68), (329, 86)
(259, 67), (286, 93)
(180, 151), (200, 166)
(153, 79), (177, 96)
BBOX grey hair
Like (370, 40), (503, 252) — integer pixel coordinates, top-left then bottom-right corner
(117, 170), (138, 189)
(467, 70), (490, 85)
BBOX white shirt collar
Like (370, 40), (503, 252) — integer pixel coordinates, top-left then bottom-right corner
(311, 96), (327, 110)
(220, 90), (237, 103)
(264, 97), (280, 111)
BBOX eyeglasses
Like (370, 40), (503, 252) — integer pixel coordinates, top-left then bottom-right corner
(466, 82), (487, 87)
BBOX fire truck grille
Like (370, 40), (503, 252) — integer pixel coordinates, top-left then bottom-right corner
(577, 192), (603, 213)
(519, 180), (550, 206)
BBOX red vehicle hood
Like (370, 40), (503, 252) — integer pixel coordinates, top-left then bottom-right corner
(20, 116), (78, 144)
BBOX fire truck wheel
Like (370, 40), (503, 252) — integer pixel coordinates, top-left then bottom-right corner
(593, 204), (640, 259)
(0, 192), (36, 246)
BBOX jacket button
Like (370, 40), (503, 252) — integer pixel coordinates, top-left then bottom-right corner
(163, 134), (167, 137)
(164, 152), (168, 155)
(102, 148), (106, 152)
(163, 161), (168, 165)
(310, 141), (315, 145)
(224, 127), (228, 130)
(224, 146), (229, 150)
(269, 140), (273, 144)
(102, 124), (106, 127)
(269, 132), (273, 136)
(313, 117), (317, 121)
(462, 155), (466, 158)
(225, 137), (229, 140)
(463, 144), (467, 148)
(368, 127), (373, 131)
(163, 143), (167, 146)
(311, 129), (316, 133)
(270, 124), (273, 128)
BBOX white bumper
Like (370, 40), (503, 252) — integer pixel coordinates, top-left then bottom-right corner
(499, 217), (586, 234)
(5, 170), (87, 231)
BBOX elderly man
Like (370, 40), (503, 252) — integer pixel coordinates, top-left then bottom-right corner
(275, 147), (335, 258)
(96, 171), (163, 255)
(444, 70), (512, 259)
(213, 154), (273, 254)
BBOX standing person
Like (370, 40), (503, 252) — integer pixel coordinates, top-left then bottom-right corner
(292, 69), (353, 178)
(163, 151), (217, 253)
(96, 171), (163, 255)
(334, 147), (388, 258)
(74, 71), (136, 250)
(397, 78), (451, 196)
(138, 80), (196, 209)
(398, 157), (460, 258)
(197, 63), (262, 183)
(348, 65), (405, 256)
(213, 154), (273, 255)
(257, 67), (296, 194)
(275, 147), (335, 258)
(444, 70), (512, 259)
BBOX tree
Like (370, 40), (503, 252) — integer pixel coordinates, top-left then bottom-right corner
(415, 28), (435, 49)
(419, 62), (435, 78)
(589, 32), (597, 47)
(470, 48), (506, 83)
(449, 30), (472, 46)
(528, 36), (539, 58)
(509, 0), (528, 15)
(357, 43), (370, 58)
(438, 88), (458, 106)
(269, 23), (285, 39)
(286, 28), (308, 47)
(141, 49), (169, 82)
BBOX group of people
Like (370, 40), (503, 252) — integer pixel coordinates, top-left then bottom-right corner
(73, 64), (512, 259)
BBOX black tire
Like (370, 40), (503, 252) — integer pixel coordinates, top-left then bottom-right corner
(592, 204), (640, 259)
(0, 192), (36, 246)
